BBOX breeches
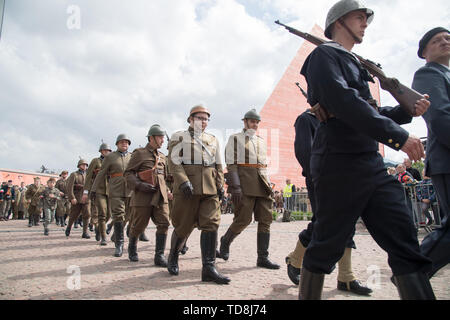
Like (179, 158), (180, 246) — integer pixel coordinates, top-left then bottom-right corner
(229, 195), (273, 234)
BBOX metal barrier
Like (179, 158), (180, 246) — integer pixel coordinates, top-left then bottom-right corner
(403, 181), (442, 233)
(282, 191), (312, 222)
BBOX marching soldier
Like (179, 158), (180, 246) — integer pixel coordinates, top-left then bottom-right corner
(25, 177), (45, 227)
(217, 109), (280, 269)
(82, 142), (112, 243)
(91, 134), (132, 257)
(167, 105), (229, 284)
(124, 124), (171, 266)
(297, 0), (434, 299)
(55, 171), (70, 227)
(65, 159), (91, 238)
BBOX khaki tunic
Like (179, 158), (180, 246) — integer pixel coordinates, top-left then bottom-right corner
(125, 143), (170, 236)
(225, 130), (273, 234)
(84, 157), (105, 226)
(92, 151), (132, 222)
(25, 184), (45, 217)
(67, 170), (90, 223)
(168, 128), (224, 237)
(55, 178), (70, 217)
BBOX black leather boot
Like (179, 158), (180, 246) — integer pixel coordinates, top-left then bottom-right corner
(128, 236), (139, 262)
(256, 233), (280, 269)
(180, 242), (189, 255)
(89, 223), (94, 232)
(95, 225), (100, 241)
(44, 226), (49, 236)
(106, 222), (113, 235)
(154, 233), (168, 267)
(139, 232), (149, 242)
(65, 225), (72, 237)
(298, 267), (324, 300)
(167, 231), (187, 276)
(217, 229), (238, 261)
(393, 272), (436, 300)
(28, 215), (33, 227)
(55, 216), (60, 226)
(113, 221), (124, 257)
(201, 231), (231, 285)
(286, 257), (301, 285)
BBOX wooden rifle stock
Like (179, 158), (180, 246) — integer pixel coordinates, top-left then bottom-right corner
(275, 20), (421, 116)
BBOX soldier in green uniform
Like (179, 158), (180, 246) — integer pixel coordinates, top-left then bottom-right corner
(82, 142), (112, 243)
(92, 134), (132, 257)
(167, 105), (230, 285)
(125, 124), (171, 266)
(217, 109), (280, 269)
(65, 159), (91, 238)
(55, 171), (70, 227)
(41, 178), (62, 235)
(25, 177), (45, 227)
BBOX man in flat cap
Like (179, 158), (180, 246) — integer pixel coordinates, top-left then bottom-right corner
(412, 27), (450, 279)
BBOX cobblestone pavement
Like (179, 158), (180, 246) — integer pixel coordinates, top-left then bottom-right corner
(0, 214), (449, 300)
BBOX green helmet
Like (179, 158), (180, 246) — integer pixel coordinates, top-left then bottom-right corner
(77, 159), (88, 168)
(242, 108), (261, 121)
(146, 124), (166, 137)
(324, 0), (374, 39)
(98, 142), (112, 152)
(115, 133), (131, 146)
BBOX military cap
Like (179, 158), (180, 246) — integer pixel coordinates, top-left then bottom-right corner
(77, 159), (89, 168)
(418, 27), (449, 59)
(59, 170), (68, 177)
(325, 0), (374, 39)
(99, 142), (112, 152)
(33, 177), (41, 181)
(187, 104), (211, 123)
(115, 133), (131, 146)
(146, 124), (166, 137)
(242, 108), (261, 121)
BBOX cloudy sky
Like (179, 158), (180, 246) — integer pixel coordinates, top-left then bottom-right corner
(0, 0), (448, 173)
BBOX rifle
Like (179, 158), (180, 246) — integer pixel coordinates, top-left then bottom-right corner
(275, 20), (423, 116)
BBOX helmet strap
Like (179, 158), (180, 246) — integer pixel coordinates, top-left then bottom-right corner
(338, 18), (362, 44)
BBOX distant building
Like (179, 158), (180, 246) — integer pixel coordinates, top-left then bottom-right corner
(0, 168), (59, 186)
(259, 25), (382, 189)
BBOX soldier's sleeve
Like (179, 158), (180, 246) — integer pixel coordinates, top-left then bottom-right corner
(83, 158), (97, 193)
(303, 46), (409, 151)
(413, 66), (450, 149)
(66, 173), (76, 201)
(124, 150), (142, 190)
(225, 134), (238, 173)
(91, 156), (110, 193)
(168, 132), (189, 185)
(214, 137), (225, 188)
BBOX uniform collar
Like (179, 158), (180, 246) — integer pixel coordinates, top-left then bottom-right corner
(145, 143), (158, 154)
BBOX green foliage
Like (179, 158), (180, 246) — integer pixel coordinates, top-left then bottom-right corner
(272, 211), (278, 221)
(412, 160), (425, 177)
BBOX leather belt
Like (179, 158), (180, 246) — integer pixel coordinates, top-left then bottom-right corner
(238, 164), (267, 169)
(110, 172), (123, 178)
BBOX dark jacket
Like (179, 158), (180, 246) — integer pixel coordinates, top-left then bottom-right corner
(0, 185), (15, 201)
(412, 62), (450, 176)
(300, 42), (413, 156)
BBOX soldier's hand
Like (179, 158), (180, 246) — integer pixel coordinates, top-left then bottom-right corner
(231, 187), (242, 207)
(179, 181), (194, 199)
(137, 182), (157, 193)
(401, 134), (425, 162)
(89, 191), (96, 201)
(167, 191), (173, 201)
(71, 199), (77, 206)
(414, 94), (430, 117)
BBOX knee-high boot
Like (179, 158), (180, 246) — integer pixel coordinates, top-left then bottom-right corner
(201, 231), (231, 285)
(167, 231), (187, 276)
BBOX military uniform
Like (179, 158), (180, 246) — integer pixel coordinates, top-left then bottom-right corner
(167, 105), (229, 284)
(92, 134), (132, 256)
(65, 163), (91, 238)
(125, 132), (170, 265)
(218, 112), (279, 269)
(296, 0), (434, 300)
(17, 186), (28, 220)
(41, 185), (61, 235)
(84, 150), (111, 243)
(55, 175), (70, 226)
(25, 180), (45, 227)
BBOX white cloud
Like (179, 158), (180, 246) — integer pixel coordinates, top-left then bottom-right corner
(0, 0), (448, 172)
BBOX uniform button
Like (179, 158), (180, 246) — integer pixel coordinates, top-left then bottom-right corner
(395, 143), (400, 148)
(388, 139), (393, 144)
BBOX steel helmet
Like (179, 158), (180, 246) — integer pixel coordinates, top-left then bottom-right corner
(115, 133), (131, 146)
(242, 108), (261, 121)
(98, 142), (112, 152)
(146, 124), (166, 137)
(77, 159), (89, 168)
(324, 0), (374, 39)
(187, 104), (211, 123)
